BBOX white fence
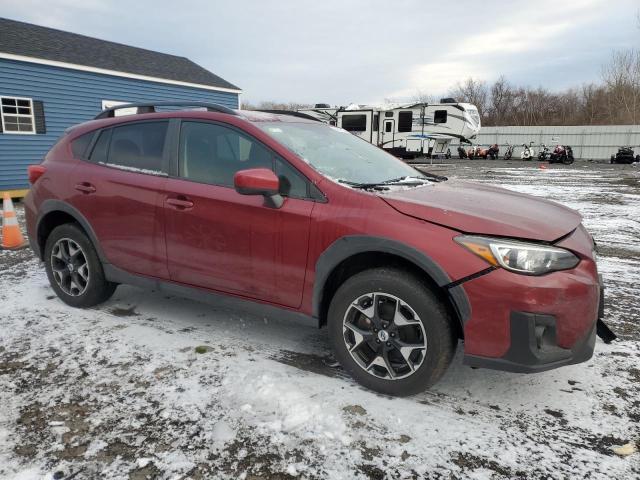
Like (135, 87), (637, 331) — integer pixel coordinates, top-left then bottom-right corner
(451, 125), (640, 160)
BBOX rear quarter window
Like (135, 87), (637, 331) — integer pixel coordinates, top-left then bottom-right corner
(71, 132), (95, 159)
(89, 129), (111, 164)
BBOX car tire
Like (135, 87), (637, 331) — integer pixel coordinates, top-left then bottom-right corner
(44, 223), (117, 308)
(327, 268), (456, 396)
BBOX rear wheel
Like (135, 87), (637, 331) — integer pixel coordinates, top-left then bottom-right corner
(44, 224), (117, 308)
(328, 268), (456, 396)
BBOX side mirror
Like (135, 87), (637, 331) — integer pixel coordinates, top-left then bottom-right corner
(234, 168), (284, 208)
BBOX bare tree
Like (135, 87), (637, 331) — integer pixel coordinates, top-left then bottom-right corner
(487, 76), (513, 125)
(448, 78), (489, 118)
(241, 100), (312, 111)
(413, 89), (435, 104)
(602, 49), (640, 124)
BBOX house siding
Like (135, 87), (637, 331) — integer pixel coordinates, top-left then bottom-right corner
(0, 57), (239, 191)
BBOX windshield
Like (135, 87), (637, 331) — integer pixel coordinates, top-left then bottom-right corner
(257, 122), (425, 185)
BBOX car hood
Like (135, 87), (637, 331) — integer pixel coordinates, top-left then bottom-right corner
(381, 180), (581, 242)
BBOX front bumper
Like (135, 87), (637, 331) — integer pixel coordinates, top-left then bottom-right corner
(463, 310), (597, 373)
(458, 224), (607, 373)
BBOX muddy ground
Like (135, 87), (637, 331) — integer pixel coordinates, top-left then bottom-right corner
(1, 160), (638, 479)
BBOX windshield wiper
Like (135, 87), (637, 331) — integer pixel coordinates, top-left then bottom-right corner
(338, 174), (447, 190)
(338, 179), (391, 190)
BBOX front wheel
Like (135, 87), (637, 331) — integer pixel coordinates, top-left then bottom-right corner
(44, 223), (117, 308)
(563, 155), (574, 165)
(327, 268), (456, 396)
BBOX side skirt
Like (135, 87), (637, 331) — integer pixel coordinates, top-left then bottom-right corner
(103, 264), (316, 327)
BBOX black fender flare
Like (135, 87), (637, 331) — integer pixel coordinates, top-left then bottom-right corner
(312, 235), (471, 327)
(35, 200), (108, 263)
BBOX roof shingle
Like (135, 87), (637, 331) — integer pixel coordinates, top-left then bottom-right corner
(0, 17), (240, 91)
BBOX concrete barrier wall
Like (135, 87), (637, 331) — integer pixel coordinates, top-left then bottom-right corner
(451, 125), (640, 160)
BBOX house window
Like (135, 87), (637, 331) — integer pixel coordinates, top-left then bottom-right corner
(434, 110), (447, 124)
(341, 114), (367, 132)
(398, 111), (413, 132)
(1, 97), (35, 134)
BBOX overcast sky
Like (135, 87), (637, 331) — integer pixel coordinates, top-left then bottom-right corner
(2, 0), (639, 105)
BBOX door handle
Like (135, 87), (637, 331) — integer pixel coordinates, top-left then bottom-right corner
(166, 196), (194, 210)
(75, 182), (96, 194)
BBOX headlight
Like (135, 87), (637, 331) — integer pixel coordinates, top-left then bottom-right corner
(455, 235), (579, 275)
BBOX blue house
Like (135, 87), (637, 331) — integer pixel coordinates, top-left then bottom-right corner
(0, 17), (241, 197)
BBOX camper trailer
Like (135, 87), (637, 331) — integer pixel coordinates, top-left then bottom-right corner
(298, 100), (481, 159)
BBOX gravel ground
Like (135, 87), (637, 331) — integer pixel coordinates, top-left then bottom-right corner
(1, 160), (639, 480)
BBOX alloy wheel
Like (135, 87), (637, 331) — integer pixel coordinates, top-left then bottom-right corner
(343, 292), (427, 380)
(50, 238), (90, 296)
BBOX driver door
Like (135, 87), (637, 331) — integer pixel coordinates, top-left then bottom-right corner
(163, 120), (315, 308)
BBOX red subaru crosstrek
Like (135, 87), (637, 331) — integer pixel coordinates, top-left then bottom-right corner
(24, 102), (609, 396)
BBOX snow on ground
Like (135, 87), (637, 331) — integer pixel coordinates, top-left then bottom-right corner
(1, 160), (639, 479)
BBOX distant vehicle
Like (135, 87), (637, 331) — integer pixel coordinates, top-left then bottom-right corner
(549, 145), (575, 165)
(298, 100), (481, 160)
(503, 143), (515, 160)
(467, 144), (499, 160)
(538, 144), (551, 161)
(610, 146), (640, 164)
(487, 144), (500, 160)
(521, 142), (536, 160)
(466, 145), (481, 159)
(25, 101), (609, 396)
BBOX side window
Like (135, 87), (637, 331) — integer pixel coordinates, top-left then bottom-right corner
(108, 122), (168, 173)
(434, 110), (447, 124)
(71, 132), (95, 159)
(341, 114), (367, 132)
(179, 122), (272, 187)
(398, 111), (413, 132)
(372, 114), (379, 131)
(89, 129), (111, 164)
(385, 121), (392, 133)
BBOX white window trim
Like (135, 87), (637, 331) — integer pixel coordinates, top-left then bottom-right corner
(0, 96), (36, 135)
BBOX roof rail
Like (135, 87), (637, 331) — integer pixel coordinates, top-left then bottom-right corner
(94, 101), (238, 119)
(256, 110), (322, 122)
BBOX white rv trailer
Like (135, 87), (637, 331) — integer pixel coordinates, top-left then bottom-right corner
(298, 101), (481, 159)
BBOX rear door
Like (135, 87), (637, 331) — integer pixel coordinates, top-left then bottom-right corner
(69, 120), (170, 279)
(163, 120), (315, 308)
(381, 118), (395, 148)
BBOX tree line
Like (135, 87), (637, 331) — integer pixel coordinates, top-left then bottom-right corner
(448, 50), (639, 126)
(244, 42), (639, 127)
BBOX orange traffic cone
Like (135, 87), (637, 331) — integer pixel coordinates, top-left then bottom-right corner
(1, 193), (28, 250)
